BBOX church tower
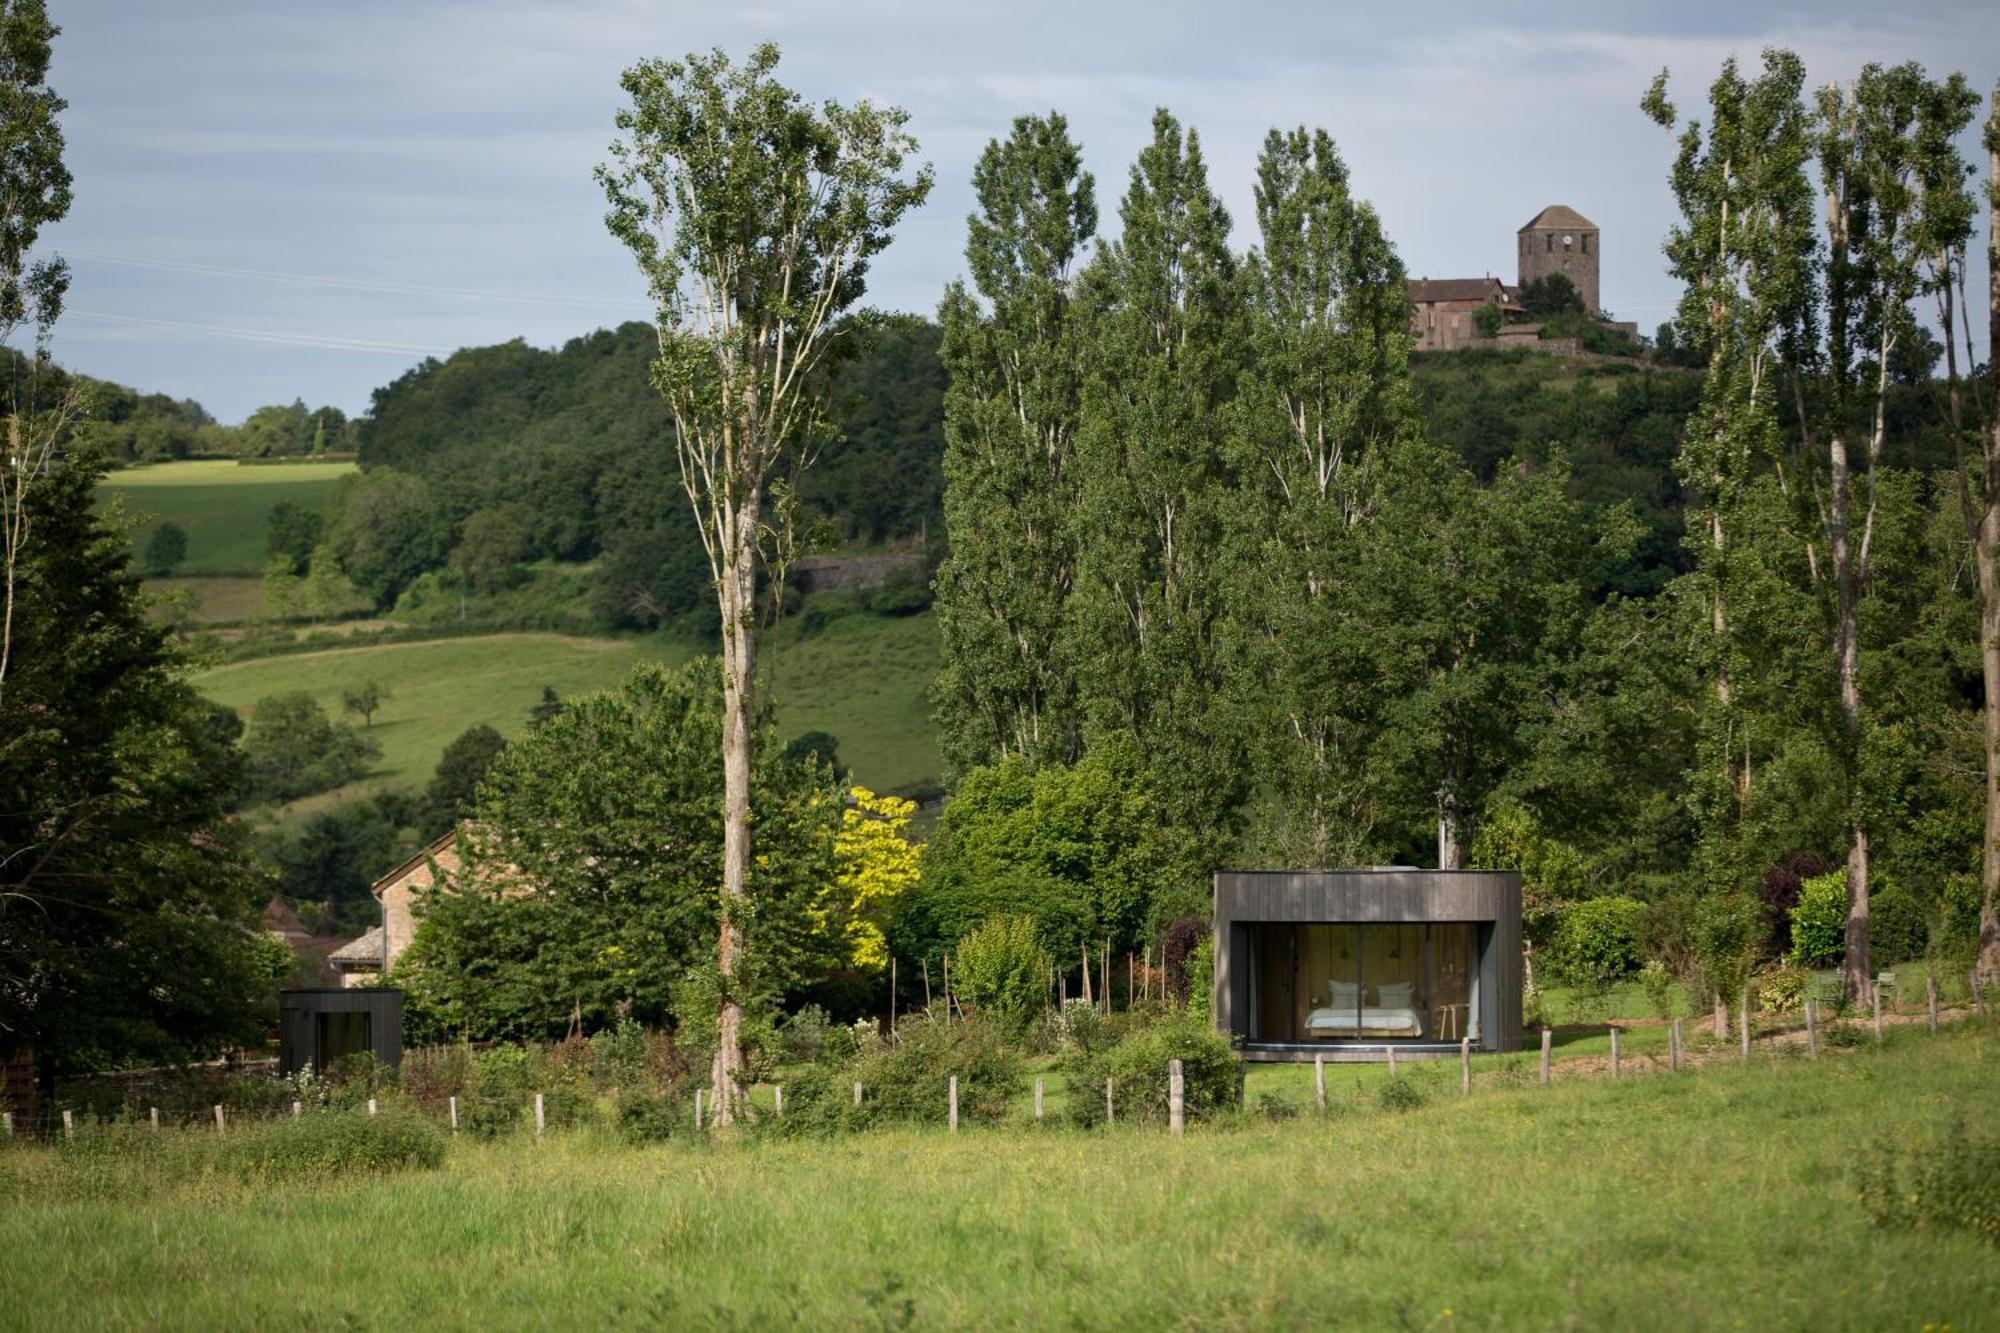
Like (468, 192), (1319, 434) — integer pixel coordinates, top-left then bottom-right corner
(1517, 205), (1599, 314)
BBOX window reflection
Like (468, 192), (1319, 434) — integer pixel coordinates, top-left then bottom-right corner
(1248, 922), (1478, 1043)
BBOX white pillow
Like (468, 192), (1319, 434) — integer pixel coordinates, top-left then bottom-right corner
(1375, 982), (1414, 1008)
(1328, 981), (1361, 1007)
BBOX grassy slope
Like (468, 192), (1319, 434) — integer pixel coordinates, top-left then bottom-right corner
(1, 1023), (1992, 1329)
(193, 612), (943, 805)
(97, 459), (356, 575)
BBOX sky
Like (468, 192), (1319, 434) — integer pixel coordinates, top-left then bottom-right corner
(37, 0), (2000, 424)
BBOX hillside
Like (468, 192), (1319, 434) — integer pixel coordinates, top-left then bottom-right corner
(96, 458), (356, 575)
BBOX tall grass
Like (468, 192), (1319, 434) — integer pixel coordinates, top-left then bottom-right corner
(2, 1020), (1992, 1329)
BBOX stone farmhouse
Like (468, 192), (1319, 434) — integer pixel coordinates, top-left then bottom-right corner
(328, 829), (461, 985)
(1408, 203), (1619, 352)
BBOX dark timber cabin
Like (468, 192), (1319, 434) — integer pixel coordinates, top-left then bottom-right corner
(1213, 870), (1523, 1061)
(278, 988), (404, 1076)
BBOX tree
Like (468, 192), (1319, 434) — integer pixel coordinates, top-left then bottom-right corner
(0, 0), (76, 709)
(260, 554), (304, 621)
(1519, 273), (1586, 317)
(341, 679), (389, 727)
(320, 466), (447, 609)
(527, 684), (564, 727)
(449, 503), (530, 619)
(1, 429), (273, 1095)
(1473, 301), (1503, 338)
(265, 499), (323, 574)
(399, 660), (838, 1040)
(422, 724), (506, 838)
(782, 728), (845, 778)
(820, 785), (920, 975)
(950, 914), (1051, 1029)
(141, 521), (186, 575)
(1069, 109), (1247, 864)
(241, 691), (379, 803)
(933, 111), (1097, 771)
(597, 43), (931, 1122)
(299, 549), (355, 624)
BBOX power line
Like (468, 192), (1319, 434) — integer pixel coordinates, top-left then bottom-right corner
(65, 250), (651, 316)
(67, 310), (452, 356)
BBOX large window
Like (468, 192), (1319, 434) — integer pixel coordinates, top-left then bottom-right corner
(1248, 922), (1479, 1043)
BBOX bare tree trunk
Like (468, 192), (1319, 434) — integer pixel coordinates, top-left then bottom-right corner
(1982, 100), (2000, 988)
(1828, 426), (1873, 1007)
(1436, 788), (1464, 871)
(708, 496), (758, 1125)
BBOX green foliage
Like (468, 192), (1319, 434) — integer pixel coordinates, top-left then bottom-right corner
(340, 678), (388, 726)
(1756, 964), (1809, 1015)
(240, 691), (379, 803)
(1472, 301), (1502, 338)
(1856, 1119), (2000, 1246)
(141, 520), (186, 574)
(903, 742), (1195, 971)
(264, 500), (323, 573)
(1185, 934), (1214, 1022)
(1520, 273), (1586, 317)
(950, 915), (1051, 1030)
(1867, 886), (1928, 966)
(1789, 871), (1847, 968)
(1059, 1012), (1238, 1127)
(257, 794), (416, 937)
(422, 724), (505, 838)
(1377, 1075), (1428, 1113)
(320, 466), (448, 609)
(398, 659), (839, 1039)
(844, 1015), (1022, 1127)
(1547, 897), (1647, 988)
(1638, 960), (1680, 1019)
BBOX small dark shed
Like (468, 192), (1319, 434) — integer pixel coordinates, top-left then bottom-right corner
(278, 988), (404, 1075)
(1213, 869), (1523, 1060)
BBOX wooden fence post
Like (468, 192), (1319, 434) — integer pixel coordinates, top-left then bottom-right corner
(533, 1093), (545, 1139)
(149, 1106), (159, 1132)
(367, 1098), (377, 1117)
(213, 1105), (225, 1134)
(1927, 974), (1939, 1033)
(1169, 1059), (1185, 1138)
(1314, 1054), (1326, 1113)
(1609, 1026), (1621, 1078)
(1104, 1078), (1114, 1126)
(1670, 1019), (1682, 1072)
(1872, 987), (1883, 1043)
(694, 1088), (704, 1131)
(853, 1081), (863, 1110)
(448, 1096), (458, 1133)
(1740, 988), (1751, 1060)
(948, 1076), (958, 1134)
(1, 1111), (10, 1138)
(1806, 1000), (1820, 1059)
(1539, 1028), (1552, 1084)
(774, 1086), (784, 1118)
(1034, 1078), (1044, 1122)
(62, 1109), (73, 1139)
(1387, 1046), (1398, 1079)
(1460, 1037), (1471, 1096)
(292, 1100), (302, 1119)
(1974, 969), (1990, 1017)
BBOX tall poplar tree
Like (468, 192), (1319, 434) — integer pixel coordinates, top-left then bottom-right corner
(933, 113), (1096, 772)
(1229, 126), (1419, 863)
(598, 45), (930, 1123)
(1070, 110), (1248, 858)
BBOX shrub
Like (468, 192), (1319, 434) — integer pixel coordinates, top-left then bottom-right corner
(221, 1108), (446, 1182)
(1185, 935), (1214, 1021)
(951, 915), (1050, 1030)
(615, 1088), (685, 1144)
(847, 1014), (1022, 1127)
(1760, 851), (1833, 957)
(1378, 1076), (1428, 1113)
(1789, 871), (1847, 968)
(1060, 1012), (1239, 1128)
(778, 1005), (833, 1064)
(1547, 898), (1646, 988)
(1857, 1120), (2000, 1246)
(1757, 965), (1808, 1015)
(1868, 886), (1928, 967)
(1639, 960), (1679, 1019)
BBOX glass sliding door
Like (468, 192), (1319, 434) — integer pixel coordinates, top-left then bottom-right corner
(1430, 923), (1478, 1043)
(1246, 921), (1483, 1045)
(1295, 924), (1360, 1042)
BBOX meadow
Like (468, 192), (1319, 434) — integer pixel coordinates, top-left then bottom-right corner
(96, 458), (357, 575)
(193, 612), (944, 805)
(2, 1020), (1992, 1330)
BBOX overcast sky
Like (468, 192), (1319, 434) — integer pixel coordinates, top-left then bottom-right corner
(36, 0), (2000, 423)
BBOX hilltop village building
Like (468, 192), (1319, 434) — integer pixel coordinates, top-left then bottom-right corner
(1408, 204), (1617, 352)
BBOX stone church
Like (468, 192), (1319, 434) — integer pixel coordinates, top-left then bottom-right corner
(1408, 204), (1601, 352)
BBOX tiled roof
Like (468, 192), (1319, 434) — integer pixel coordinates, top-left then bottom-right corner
(328, 926), (384, 966)
(1408, 277), (1508, 305)
(1518, 204), (1596, 233)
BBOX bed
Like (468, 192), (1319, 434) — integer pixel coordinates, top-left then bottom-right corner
(1303, 981), (1425, 1039)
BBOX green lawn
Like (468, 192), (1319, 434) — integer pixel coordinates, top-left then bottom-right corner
(97, 459), (356, 575)
(193, 615), (943, 809)
(2, 1021), (1991, 1329)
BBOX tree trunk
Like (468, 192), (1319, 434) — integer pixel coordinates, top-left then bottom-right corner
(1436, 790), (1464, 870)
(1828, 427), (1873, 1007)
(708, 496), (759, 1126)
(1981, 97), (2000, 989)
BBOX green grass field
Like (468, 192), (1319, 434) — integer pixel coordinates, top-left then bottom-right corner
(97, 459), (356, 575)
(193, 614), (943, 808)
(2, 1021), (1991, 1329)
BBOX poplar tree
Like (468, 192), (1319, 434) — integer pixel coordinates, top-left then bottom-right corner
(933, 113), (1096, 771)
(1071, 110), (1248, 859)
(598, 45), (931, 1123)
(1229, 126), (1419, 863)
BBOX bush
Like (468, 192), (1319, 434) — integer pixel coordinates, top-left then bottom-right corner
(1790, 871), (1847, 968)
(219, 1108), (446, 1182)
(951, 915), (1050, 1030)
(1857, 1120), (2000, 1246)
(847, 1014), (1023, 1127)
(1378, 1076), (1428, 1113)
(1060, 1012), (1239, 1128)
(1869, 887), (1928, 967)
(1548, 898), (1646, 987)
(615, 1088), (686, 1144)
(778, 1005), (833, 1064)
(1185, 935), (1214, 1021)
(1756, 965), (1808, 1015)
(1639, 960), (1679, 1019)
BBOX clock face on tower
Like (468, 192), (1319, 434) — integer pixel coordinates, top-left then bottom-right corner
(1562, 234), (1573, 248)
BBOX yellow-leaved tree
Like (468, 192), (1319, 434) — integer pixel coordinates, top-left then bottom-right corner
(821, 786), (920, 974)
